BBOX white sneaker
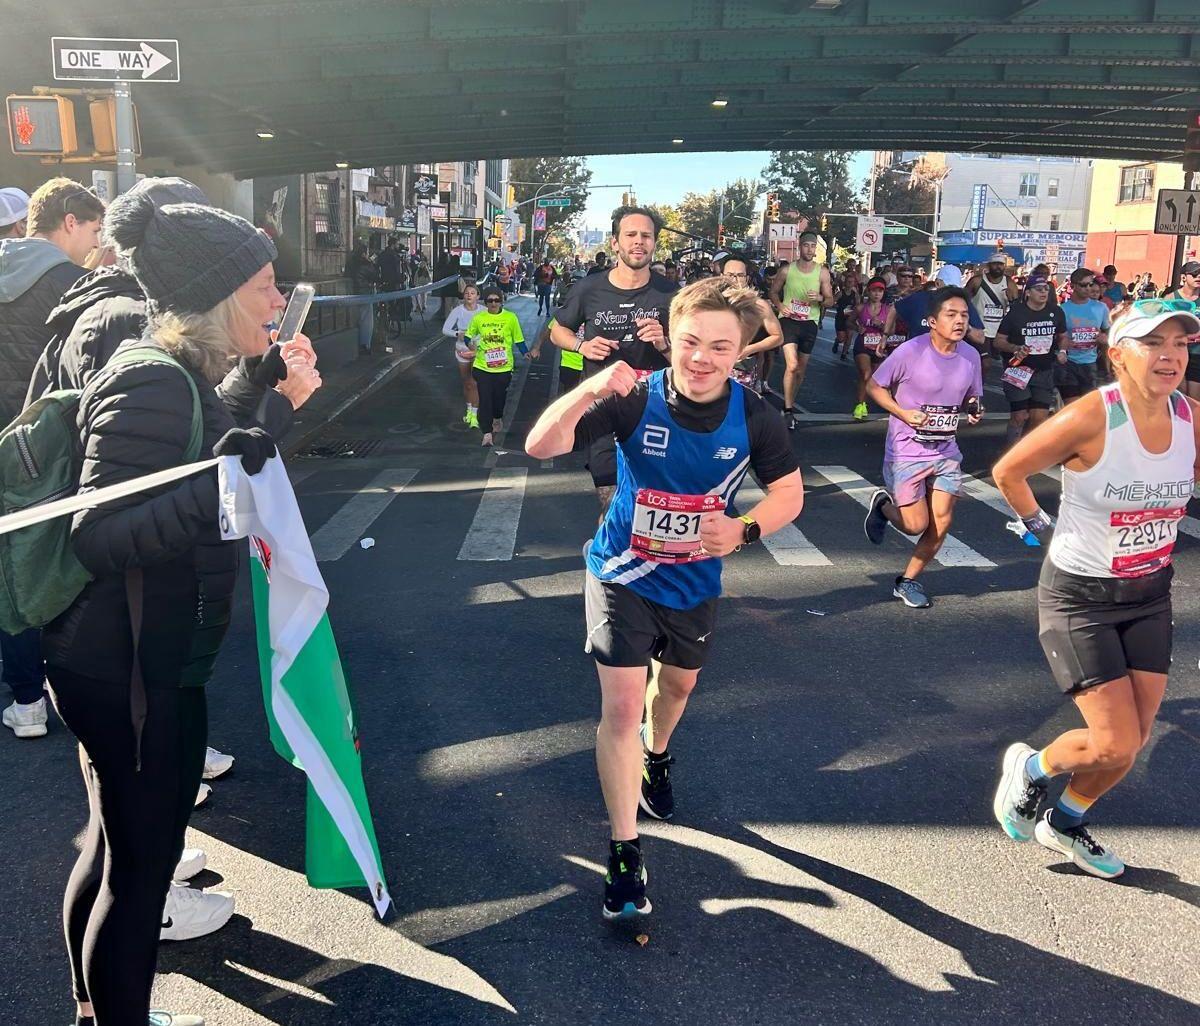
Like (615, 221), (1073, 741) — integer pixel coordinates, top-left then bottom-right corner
(194, 782), (212, 808)
(160, 882), (235, 942)
(173, 848), (207, 882)
(202, 745), (234, 780)
(2, 697), (47, 738)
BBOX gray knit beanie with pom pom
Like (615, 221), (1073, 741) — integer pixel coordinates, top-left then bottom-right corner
(103, 189), (277, 314)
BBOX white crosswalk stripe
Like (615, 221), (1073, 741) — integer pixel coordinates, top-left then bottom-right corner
(458, 467), (528, 561)
(812, 465), (996, 568)
(735, 478), (832, 566)
(310, 467), (419, 562)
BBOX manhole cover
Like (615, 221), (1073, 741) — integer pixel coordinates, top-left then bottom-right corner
(298, 439), (384, 459)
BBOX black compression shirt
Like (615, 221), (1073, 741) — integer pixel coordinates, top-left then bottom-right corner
(554, 269), (678, 375)
(573, 372), (798, 486)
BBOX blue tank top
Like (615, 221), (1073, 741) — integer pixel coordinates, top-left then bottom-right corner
(586, 371), (751, 609)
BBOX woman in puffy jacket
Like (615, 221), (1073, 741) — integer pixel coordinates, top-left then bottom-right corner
(42, 193), (288, 1026)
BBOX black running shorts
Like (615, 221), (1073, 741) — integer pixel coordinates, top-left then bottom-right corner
(1187, 352), (1200, 384)
(1055, 361), (1098, 400)
(1037, 560), (1173, 695)
(584, 572), (717, 671)
(781, 318), (819, 354)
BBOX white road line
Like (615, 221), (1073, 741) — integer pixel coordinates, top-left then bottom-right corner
(311, 467), (419, 562)
(458, 467), (528, 561)
(735, 479), (832, 566)
(812, 465), (996, 568)
(1039, 465), (1200, 541)
(958, 472), (1018, 517)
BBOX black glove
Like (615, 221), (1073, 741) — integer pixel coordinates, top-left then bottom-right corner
(243, 343), (289, 391)
(214, 426), (276, 475)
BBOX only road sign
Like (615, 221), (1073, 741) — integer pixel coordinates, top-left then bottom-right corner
(536, 197), (571, 208)
(53, 37), (180, 83)
(857, 215), (885, 252)
(1155, 189), (1200, 235)
(767, 222), (797, 241)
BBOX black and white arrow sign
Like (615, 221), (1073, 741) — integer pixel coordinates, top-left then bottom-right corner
(52, 37), (180, 83)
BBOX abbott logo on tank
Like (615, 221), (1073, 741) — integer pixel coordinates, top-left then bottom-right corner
(642, 424), (670, 457)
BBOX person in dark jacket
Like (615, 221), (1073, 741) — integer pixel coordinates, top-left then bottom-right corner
(344, 242), (379, 354)
(0, 178), (104, 741)
(42, 190), (285, 1026)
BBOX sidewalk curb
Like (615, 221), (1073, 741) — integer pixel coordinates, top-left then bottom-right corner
(282, 331), (447, 457)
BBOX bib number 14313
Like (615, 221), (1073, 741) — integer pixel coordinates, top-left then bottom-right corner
(631, 489), (727, 563)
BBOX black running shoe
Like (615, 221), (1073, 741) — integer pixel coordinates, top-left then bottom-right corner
(602, 843), (651, 920)
(864, 488), (891, 545)
(639, 750), (675, 821)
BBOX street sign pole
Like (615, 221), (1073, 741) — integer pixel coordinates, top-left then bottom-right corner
(113, 80), (136, 194)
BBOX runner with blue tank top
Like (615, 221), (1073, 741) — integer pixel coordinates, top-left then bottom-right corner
(526, 278), (803, 921)
(992, 302), (1200, 879)
(1056, 266), (1111, 403)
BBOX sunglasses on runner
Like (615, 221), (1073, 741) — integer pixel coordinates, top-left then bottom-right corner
(1130, 297), (1197, 316)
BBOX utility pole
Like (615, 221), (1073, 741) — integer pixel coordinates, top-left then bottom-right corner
(113, 80), (137, 194)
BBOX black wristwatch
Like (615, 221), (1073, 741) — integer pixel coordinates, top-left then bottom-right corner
(738, 514), (761, 545)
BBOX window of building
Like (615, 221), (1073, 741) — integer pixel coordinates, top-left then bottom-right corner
(1047, 178), (1059, 198)
(1049, 215), (1060, 231)
(486, 159), (504, 196)
(1118, 165), (1154, 203)
(1019, 173), (1038, 197)
(1020, 215), (1032, 228)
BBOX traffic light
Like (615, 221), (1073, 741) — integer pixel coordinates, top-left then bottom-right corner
(1185, 109), (1200, 173)
(820, 214), (829, 233)
(7, 95), (77, 156)
(766, 193), (780, 220)
(717, 224), (725, 246)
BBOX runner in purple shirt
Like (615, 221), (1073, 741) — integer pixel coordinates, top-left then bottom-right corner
(862, 286), (985, 608)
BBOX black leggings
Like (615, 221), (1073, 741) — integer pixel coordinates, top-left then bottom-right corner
(473, 368), (512, 431)
(48, 667), (207, 1023)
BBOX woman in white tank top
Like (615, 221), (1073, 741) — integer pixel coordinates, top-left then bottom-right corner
(989, 302), (1200, 879)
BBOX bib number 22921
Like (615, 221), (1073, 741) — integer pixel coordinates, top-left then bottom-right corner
(631, 489), (727, 563)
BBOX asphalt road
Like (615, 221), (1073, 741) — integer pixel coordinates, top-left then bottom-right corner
(4, 296), (1200, 1025)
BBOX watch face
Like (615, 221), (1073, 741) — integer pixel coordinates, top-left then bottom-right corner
(743, 519), (761, 543)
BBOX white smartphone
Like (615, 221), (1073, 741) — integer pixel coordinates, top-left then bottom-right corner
(275, 283), (315, 345)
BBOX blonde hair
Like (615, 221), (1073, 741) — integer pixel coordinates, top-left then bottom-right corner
(147, 291), (259, 383)
(669, 276), (763, 343)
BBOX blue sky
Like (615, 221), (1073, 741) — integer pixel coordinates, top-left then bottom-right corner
(578, 150), (872, 231)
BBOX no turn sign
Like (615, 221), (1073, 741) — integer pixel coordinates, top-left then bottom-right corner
(857, 215), (884, 252)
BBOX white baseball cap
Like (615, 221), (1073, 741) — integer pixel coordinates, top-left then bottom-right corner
(0, 187), (30, 228)
(1110, 302), (1200, 347)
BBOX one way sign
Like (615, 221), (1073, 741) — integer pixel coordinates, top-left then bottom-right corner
(1155, 188), (1200, 236)
(52, 37), (180, 83)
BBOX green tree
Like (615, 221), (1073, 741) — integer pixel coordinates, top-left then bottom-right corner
(644, 202), (685, 258)
(508, 155), (592, 251)
(677, 178), (761, 245)
(762, 151), (862, 247)
(869, 168), (936, 243)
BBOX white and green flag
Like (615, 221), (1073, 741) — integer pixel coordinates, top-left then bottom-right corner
(219, 456), (392, 918)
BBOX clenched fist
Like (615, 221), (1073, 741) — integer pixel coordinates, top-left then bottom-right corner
(590, 360), (639, 400)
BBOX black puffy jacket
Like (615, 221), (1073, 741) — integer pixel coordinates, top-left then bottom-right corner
(0, 239), (86, 423)
(42, 340), (240, 689)
(24, 266), (296, 438)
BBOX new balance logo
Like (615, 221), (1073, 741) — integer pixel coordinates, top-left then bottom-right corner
(713, 447), (739, 460)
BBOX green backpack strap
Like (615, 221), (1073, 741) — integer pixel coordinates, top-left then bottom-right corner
(107, 346), (205, 461)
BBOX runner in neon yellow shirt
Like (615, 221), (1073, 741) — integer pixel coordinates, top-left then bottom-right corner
(466, 287), (525, 446)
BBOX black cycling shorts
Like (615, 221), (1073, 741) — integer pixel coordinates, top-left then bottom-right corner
(781, 318), (819, 354)
(1187, 353), (1200, 384)
(1037, 560), (1173, 695)
(1055, 361), (1097, 399)
(584, 572), (717, 671)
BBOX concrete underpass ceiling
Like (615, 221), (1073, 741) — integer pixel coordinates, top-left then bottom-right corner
(4, 0), (1200, 178)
